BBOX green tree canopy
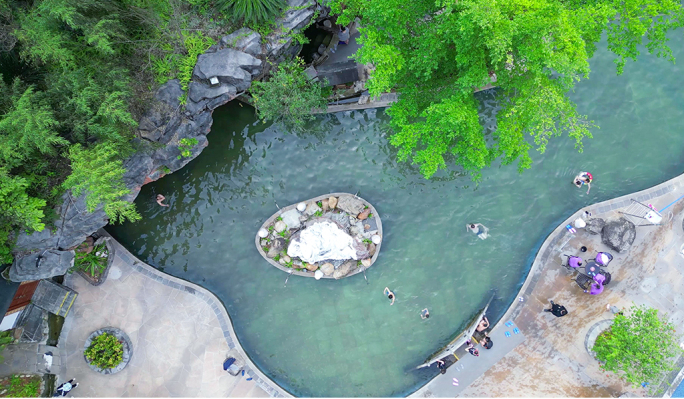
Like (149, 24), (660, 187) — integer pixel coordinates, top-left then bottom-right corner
(330, 0), (684, 178)
(593, 305), (683, 392)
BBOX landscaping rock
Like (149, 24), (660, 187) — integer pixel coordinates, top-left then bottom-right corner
(585, 218), (605, 235)
(328, 196), (338, 209)
(193, 48), (262, 91)
(361, 258), (371, 267)
(328, 212), (350, 229)
(304, 202), (322, 216)
(274, 220), (287, 232)
(9, 249), (75, 282)
(357, 208), (371, 220)
(333, 261), (353, 279)
(601, 218), (636, 252)
(368, 243), (376, 256)
(306, 263), (318, 272)
(220, 28), (262, 57)
(320, 262), (334, 276)
(321, 199), (329, 212)
(280, 209), (301, 230)
(337, 195), (364, 215)
(187, 81), (236, 103)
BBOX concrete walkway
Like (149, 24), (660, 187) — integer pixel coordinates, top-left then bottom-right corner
(58, 239), (289, 397)
(414, 175), (684, 397)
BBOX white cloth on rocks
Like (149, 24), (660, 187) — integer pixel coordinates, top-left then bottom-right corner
(287, 220), (359, 263)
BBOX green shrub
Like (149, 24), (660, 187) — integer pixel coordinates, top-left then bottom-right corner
(2, 374), (40, 398)
(177, 138), (199, 159)
(219, 0), (285, 25)
(72, 244), (108, 277)
(85, 332), (123, 369)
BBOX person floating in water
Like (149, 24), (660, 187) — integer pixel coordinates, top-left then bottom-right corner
(384, 287), (395, 305)
(156, 194), (169, 207)
(467, 223), (489, 240)
(421, 308), (430, 319)
(573, 171), (593, 194)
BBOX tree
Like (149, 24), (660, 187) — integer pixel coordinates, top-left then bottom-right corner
(329, 0), (684, 179)
(62, 143), (140, 224)
(593, 305), (683, 392)
(250, 57), (329, 129)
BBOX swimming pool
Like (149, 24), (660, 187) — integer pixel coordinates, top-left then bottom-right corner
(109, 34), (684, 397)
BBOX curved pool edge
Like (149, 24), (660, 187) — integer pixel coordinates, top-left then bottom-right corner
(101, 232), (293, 398)
(411, 172), (684, 397)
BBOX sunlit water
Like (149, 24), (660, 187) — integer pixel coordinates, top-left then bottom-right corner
(109, 36), (684, 397)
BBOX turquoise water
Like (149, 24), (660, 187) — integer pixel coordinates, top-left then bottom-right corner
(109, 36), (684, 397)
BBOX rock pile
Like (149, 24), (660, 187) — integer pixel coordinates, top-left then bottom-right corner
(257, 194), (382, 280)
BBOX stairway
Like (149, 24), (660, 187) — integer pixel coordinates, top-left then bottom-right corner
(31, 280), (78, 318)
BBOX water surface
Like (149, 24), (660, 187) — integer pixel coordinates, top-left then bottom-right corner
(109, 36), (684, 397)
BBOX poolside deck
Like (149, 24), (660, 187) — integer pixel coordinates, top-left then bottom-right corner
(415, 174), (684, 397)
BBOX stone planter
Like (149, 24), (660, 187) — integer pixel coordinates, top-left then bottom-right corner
(76, 237), (115, 286)
(256, 193), (383, 279)
(83, 327), (132, 375)
(584, 319), (614, 358)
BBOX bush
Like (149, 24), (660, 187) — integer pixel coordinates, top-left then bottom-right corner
(250, 57), (328, 129)
(85, 332), (123, 369)
(593, 305), (683, 393)
(72, 244), (108, 277)
(1, 374), (41, 397)
(218, 0), (285, 25)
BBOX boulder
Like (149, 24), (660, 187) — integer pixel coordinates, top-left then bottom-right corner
(314, 270), (324, 280)
(361, 258), (371, 267)
(258, 229), (268, 238)
(280, 209), (301, 230)
(585, 218), (605, 235)
(274, 220), (287, 232)
(187, 82), (236, 103)
(321, 199), (329, 212)
(304, 202), (322, 216)
(337, 195), (364, 215)
(288, 220), (364, 263)
(306, 262), (318, 272)
(327, 212), (349, 229)
(9, 250), (75, 282)
(220, 28), (262, 57)
(320, 262), (334, 276)
(333, 260), (354, 279)
(368, 243), (376, 256)
(137, 80), (184, 142)
(328, 196), (338, 209)
(193, 49), (262, 91)
(601, 218), (636, 252)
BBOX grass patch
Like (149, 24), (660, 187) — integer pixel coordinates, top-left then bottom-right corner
(0, 374), (41, 397)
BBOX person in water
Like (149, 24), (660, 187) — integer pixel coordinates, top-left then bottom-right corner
(421, 308), (430, 319)
(476, 316), (490, 332)
(467, 223), (489, 240)
(573, 171), (593, 194)
(156, 194), (169, 207)
(384, 287), (395, 305)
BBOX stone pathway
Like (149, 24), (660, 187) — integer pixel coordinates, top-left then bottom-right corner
(58, 239), (288, 397)
(415, 175), (684, 397)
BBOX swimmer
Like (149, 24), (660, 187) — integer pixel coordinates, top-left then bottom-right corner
(421, 308), (430, 319)
(156, 194), (169, 207)
(573, 171), (593, 194)
(467, 223), (489, 240)
(476, 316), (490, 332)
(384, 287), (395, 305)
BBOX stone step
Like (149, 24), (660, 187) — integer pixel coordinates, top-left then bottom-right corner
(31, 280), (78, 318)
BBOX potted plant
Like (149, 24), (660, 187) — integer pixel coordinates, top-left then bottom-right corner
(72, 236), (114, 285)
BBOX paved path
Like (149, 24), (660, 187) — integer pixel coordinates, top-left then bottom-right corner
(417, 175), (684, 397)
(59, 239), (288, 397)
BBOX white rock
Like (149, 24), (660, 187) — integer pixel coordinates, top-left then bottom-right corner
(574, 218), (586, 228)
(372, 235), (382, 244)
(274, 220), (287, 232)
(287, 220), (360, 263)
(280, 209), (301, 229)
(314, 270), (324, 280)
(296, 202), (307, 212)
(257, 228), (268, 238)
(361, 258), (371, 267)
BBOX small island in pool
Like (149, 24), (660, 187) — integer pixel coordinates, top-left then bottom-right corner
(255, 193), (383, 279)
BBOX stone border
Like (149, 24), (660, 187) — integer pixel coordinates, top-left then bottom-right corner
(101, 231), (292, 397)
(83, 327), (132, 374)
(584, 319), (613, 356)
(254, 193), (383, 279)
(76, 237), (115, 287)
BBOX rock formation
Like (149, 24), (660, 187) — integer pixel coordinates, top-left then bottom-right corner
(601, 217), (636, 252)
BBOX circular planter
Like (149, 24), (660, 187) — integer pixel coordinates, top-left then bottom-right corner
(256, 193), (383, 279)
(584, 319), (614, 358)
(83, 327), (132, 374)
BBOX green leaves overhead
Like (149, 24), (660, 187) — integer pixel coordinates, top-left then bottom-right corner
(334, 0), (684, 178)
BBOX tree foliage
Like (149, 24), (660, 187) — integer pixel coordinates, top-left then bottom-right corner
(593, 305), (683, 392)
(251, 57), (328, 129)
(329, 0), (684, 178)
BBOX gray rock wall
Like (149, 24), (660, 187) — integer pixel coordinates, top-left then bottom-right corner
(9, 0), (327, 282)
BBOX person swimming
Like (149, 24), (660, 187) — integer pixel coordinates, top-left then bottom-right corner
(156, 194), (169, 207)
(467, 223), (489, 240)
(421, 308), (430, 319)
(573, 172), (593, 194)
(384, 287), (395, 305)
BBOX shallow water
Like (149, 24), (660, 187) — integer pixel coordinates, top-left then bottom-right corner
(109, 35), (684, 397)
